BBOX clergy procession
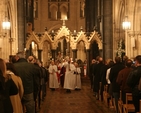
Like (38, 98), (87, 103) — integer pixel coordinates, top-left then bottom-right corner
(48, 56), (82, 93)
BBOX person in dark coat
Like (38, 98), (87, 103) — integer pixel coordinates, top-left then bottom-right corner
(100, 59), (112, 101)
(0, 58), (18, 113)
(14, 52), (40, 113)
(116, 59), (133, 104)
(127, 55), (141, 112)
(40, 62), (48, 101)
(89, 59), (96, 89)
(109, 56), (125, 113)
(93, 57), (104, 99)
(28, 56), (42, 111)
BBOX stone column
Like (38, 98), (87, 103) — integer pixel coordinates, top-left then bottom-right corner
(99, 49), (103, 57)
(38, 49), (42, 61)
(51, 49), (56, 60)
(86, 49), (90, 77)
(72, 49), (77, 61)
(102, 0), (113, 60)
(17, 0), (26, 51)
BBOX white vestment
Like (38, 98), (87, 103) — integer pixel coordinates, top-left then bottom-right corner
(49, 64), (59, 88)
(74, 67), (81, 89)
(63, 62), (76, 90)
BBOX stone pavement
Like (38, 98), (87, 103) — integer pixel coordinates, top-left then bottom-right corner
(39, 77), (115, 113)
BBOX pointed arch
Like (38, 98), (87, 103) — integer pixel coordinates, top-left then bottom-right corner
(60, 4), (68, 20)
(50, 4), (58, 20)
(26, 34), (40, 50)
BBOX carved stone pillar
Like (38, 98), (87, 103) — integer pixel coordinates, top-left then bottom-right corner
(99, 49), (103, 58)
(38, 49), (42, 61)
(51, 49), (56, 60)
(72, 49), (77, 61)
(102, 0), (113, 60)
(17, 0), (26, 51)
(86, 49), (90, 77)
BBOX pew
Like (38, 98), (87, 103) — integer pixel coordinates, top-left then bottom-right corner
(122, 93), (135, 113)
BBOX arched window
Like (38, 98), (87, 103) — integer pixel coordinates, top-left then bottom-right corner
(50, 5), (58, 20)
(77, 41), (86, 61)
(60, 5), (68, 20)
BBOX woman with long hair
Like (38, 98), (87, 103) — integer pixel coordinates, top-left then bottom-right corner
(0, 58), (18, 113)
(6, 62), (24, 113)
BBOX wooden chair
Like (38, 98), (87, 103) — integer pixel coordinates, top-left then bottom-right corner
(118, 90), (123, 113)
(123, 93), (135, 113)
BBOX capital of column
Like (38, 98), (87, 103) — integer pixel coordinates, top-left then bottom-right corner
(51, 49), (56, 52)
(72, 49), (77, 52)
(38, 49), (43, 52)
(86, 49), (90, 52)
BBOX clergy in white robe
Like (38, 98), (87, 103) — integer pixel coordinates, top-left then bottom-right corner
(48, 61), (59, 89)
(74, 62), (81, 89)
(63, 61), (76, 91)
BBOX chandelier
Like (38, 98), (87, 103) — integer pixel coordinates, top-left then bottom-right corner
(2, 0), (10, 30)
(122, 16), (131, 30)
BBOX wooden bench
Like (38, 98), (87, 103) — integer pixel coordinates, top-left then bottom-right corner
(123, 93), (135, 113)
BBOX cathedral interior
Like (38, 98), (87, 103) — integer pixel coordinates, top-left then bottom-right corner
(0, 0), (141, 68)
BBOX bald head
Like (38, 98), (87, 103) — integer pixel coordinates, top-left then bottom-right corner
(98, 57), (103, 63)
(28, 56), (35, 63)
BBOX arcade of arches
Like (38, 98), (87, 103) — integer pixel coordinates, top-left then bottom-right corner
(26, 24), (102, 68)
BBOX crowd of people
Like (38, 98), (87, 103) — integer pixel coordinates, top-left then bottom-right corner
(0, 51), (83, 113)
(89, 55), (141, 113)
(0, 52), (48, 113)
(2, 50), (141, 113)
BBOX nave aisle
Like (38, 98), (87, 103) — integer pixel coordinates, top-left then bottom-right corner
(39, 77), (115, 113)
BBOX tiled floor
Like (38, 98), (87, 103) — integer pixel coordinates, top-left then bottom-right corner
(39, 77), (115, 113)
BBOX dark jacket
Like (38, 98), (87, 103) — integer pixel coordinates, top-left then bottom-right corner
(14, 58), (40, 95)
(116, 67), (133, 93)
(109, 62), (125, 92)
(127, 66), (141, 89)
(0, 74), (18, 113)
(93, 62), (104, 92)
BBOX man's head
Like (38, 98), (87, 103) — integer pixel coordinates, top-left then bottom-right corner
(28, 56), (35, 63)
(91, 59), (96, 64)
(135, 55), (141, 66)
(15, 51), (25, 61)
(98, 57), (103, 63)
(125, 59), (133, 67)
(115, 56), (121, 63)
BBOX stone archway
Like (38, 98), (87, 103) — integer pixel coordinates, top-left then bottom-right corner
(77, 40), (86, 62)
(25, 25), (102, 66)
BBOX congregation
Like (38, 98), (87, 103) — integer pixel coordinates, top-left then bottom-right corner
(0, 51), (48, 113)
(89, 55), (141, 113)
(0, 51), (82, 113)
